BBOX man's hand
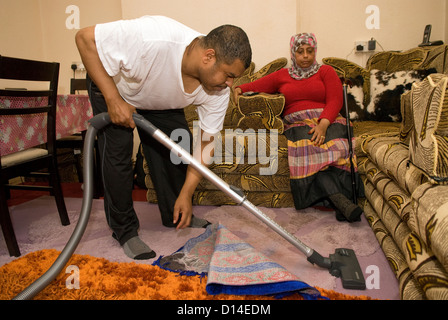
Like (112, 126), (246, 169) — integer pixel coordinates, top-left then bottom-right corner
(107, 96), (137, 128)
(172, 129), (216, 230)
(173, 192), (193, 229)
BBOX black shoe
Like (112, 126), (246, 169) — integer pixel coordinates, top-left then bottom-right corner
(329, 193), (363, 222)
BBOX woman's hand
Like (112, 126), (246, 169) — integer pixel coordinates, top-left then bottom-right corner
(233, 87), (243, 104)
(309, 118), (330, 146)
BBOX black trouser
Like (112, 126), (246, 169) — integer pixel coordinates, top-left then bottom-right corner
(87, 76), (191, 245)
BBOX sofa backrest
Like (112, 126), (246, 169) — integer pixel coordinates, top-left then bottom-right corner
(323, 45), (448, 122)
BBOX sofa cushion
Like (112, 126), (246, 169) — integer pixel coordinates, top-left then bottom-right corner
(411, 183), (448, 274)
(409, 74), (448, 184)
(360, 134), (428, 195)
(343, 76), (366, 121)
(400, 91), (413, 145)
(230, 57), (287, 110)
(362, 159), (413, 221)
(366, 69), (435, 122)
(353, 121), (400, 157)
(209, 131), (289, 175)
(366, 48), (427, 73)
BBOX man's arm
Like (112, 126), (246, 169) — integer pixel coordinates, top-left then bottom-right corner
(173, 129), (216, 229)
(75, 26), (136, 128)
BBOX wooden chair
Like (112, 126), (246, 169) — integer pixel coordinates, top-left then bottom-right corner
(0, 55), (70, 257)
(70, 78), (87, 94)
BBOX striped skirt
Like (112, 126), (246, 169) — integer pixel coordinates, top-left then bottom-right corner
(283, 109), (363, 210)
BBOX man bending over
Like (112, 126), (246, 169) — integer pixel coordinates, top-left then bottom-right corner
(76, 15), (252, 260)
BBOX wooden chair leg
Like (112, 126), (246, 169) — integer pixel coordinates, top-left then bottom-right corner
(49, 161), (70, 226)
(53, 184), (70, 226)
(74, 153), (83, 183)
(0, 187), (21, 257)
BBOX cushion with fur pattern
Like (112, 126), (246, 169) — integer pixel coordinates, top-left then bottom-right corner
(342, 75), (366, 121)
(366, 69), (436, 122)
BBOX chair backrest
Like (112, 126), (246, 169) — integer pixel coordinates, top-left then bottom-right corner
(70, 78), (87, 94)
(0, 55), (60, 157)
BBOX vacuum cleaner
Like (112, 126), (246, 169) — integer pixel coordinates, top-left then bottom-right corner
(13, 112), (365, 300)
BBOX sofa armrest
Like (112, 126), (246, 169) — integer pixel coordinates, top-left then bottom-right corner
(237, 93), (285, 133)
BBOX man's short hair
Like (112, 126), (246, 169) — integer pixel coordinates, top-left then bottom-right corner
(202, 25), (252, 69)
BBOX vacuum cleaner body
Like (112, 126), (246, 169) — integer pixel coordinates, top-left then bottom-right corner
(14, 112), (365, 300)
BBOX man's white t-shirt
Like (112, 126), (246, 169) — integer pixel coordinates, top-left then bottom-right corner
(95, 15), (230, 134)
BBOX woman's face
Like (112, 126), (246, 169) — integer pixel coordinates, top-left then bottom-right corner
(294, 44), (316, 68)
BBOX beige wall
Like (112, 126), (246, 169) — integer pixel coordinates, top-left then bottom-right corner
(121, 0), (297, 73)
(299, 0), (447, 67)
(0, 1), (45, 60)
(38, 0), (122, 93)
(1, 0), (447, 93)
(446, 0), (448, 43)
(0, 0), (122, 93)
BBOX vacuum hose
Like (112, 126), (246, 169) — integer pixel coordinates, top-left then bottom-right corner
(13, 113), (111, 300)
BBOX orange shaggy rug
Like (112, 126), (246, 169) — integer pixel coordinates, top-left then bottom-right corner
(0, 249), (373, 300)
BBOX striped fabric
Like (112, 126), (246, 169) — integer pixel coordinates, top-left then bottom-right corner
(284, 109), (356, 180)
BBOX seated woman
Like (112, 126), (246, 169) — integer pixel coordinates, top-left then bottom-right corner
(234, 33), (364, 222)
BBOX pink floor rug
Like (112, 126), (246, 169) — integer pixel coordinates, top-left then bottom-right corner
(0, 196), (400, 300)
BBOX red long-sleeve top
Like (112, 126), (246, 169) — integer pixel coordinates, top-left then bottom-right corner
(237, 65), (343, 123)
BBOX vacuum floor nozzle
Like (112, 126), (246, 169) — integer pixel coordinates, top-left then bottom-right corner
(307, 247), (366, 290)
(329, 248), (366, 290)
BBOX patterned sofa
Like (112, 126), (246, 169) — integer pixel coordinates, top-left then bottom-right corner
(323, 45), (448, 300)
(143, 46), (448, 299)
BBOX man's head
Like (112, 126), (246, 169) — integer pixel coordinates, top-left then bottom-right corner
(197, 25), (252, 91)
(202, 25), (252, 70)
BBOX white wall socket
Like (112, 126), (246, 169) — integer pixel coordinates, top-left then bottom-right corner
(355, 41), (369, 52)
(71, 61), (85, 71)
